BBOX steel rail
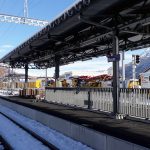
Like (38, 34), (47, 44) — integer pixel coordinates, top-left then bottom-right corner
(0, 135), (12, 150)
(0, 112), (59, 150)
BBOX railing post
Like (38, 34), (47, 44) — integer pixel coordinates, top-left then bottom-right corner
(88, 90), (92, 109)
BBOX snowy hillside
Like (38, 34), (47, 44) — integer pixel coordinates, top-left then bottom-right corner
(125, 53), (150, 79)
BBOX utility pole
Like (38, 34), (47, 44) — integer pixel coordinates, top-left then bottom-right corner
(132, 55), (136, 88)
(122, 51), (125, 88)
(132, 55), (140, 88)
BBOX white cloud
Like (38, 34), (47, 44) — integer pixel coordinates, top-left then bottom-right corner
(124, 53), (132, 63)
(14, 68), (55, 77)
(60, 57), (112, 74)
(0, 44), (14, 57)
(1, 44), (14, 49)
(0, 49), (5, 52)
(14, 57), (112, 77)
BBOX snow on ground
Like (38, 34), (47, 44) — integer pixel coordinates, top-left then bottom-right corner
(0, 104), (93, 150)
(0, 145), (4, 150)
(0, 90), (19, 97)
(0, 114), (49, 150)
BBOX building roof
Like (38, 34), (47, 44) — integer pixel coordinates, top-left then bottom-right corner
(1, 0), (150, 69)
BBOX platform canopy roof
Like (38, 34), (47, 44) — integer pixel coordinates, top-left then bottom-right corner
(1, 0), (150, 68)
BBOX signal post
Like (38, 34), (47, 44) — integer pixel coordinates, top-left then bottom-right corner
(132, 55), (140, 88)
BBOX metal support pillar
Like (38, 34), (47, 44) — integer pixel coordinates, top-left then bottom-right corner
(25, 63), (28, 89)
(112, 30), (120, 116)
(55, 56), (60, 87)
(45, 68), (48, 86)
(122, 51), (125, 88)
(11, 67), (14, 92)
(8, 66), (11, 94)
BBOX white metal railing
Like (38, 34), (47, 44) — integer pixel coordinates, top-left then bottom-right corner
(120, 88), (150, 119)
(91, 88), (113, 112)
(46, 88), (87, 108)
(45, 87), (150, 120)
(46, 88), (113, 112)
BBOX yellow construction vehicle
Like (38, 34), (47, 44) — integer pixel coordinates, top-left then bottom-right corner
(127, 79), (140, 88)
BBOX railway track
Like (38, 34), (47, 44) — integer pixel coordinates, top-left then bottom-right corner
(0, 136), (11, 150)
(0, 112), (59, 150)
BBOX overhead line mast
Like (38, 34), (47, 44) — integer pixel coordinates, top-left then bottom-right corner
(24, 0), (29, 18)
(0, 0), (49, 27)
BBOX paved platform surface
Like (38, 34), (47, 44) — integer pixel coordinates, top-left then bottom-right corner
(0, 96), (150, 149)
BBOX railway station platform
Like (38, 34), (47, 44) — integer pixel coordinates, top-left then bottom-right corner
(0, 96), (149, 150)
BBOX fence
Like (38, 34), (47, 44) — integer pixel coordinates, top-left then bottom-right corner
(120, 88), (150, 119)
(45, 87), (150, 120)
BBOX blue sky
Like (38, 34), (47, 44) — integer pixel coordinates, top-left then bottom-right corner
(0, 0), (77, 57)
(0, 0), (148, 77)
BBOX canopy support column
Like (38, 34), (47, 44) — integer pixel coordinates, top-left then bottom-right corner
(112, 30), (121, 118)
(45, 68), (48, 86)
(55, 56), (60, 87)
(122, 50), (125, 88)
(25, 63), (28, 89)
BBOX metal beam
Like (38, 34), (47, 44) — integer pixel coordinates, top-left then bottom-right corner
(79, 16), (112, 31)
(0, 14), (49, 27)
